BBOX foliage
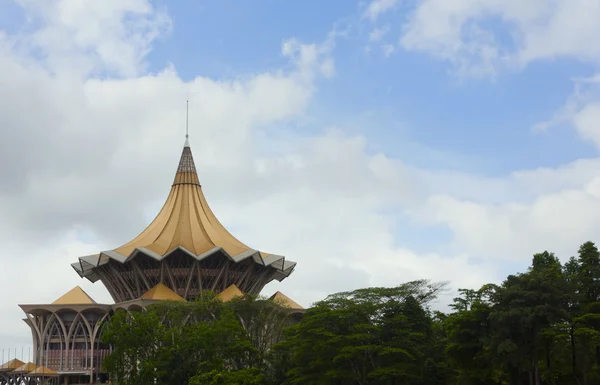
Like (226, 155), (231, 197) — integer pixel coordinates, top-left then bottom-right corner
(275, 281), (451, 385)
(102, 241), (600, 385)
(102, 293), (289, 385)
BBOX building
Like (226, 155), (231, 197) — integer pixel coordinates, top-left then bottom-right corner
(8, 138), (302, 384)
(72, 139), (296, 301)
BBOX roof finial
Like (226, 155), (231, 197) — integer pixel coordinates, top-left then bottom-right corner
(184, 100), (190, 147)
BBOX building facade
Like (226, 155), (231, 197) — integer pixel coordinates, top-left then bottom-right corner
(11, 139), (302, 384)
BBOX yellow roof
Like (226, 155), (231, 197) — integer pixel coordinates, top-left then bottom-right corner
(52, 286), (96, 305)
(111, 144), (258, 258)
(140, 283), (186, 302)
(13, 362), (37, 374)
(0, 359), (25, 372)
(29, 366), (58, 376)
(269, 291), (304, 310)
(217, 284), (244, 302)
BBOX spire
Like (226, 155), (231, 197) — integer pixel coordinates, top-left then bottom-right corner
(184, 99), (190, 148)
(175, 99), (197, 186)
(110, 137), (253, 258)
(173, 143), (200, 186)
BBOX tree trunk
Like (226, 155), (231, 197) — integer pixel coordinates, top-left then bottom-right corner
(570, 326), (577, 378)
(534, 362), (541, 385)
(529, 369), (534, 385)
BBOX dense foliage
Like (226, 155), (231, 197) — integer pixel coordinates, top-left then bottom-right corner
(102, 241), (600, 385)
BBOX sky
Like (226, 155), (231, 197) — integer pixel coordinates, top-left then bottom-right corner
(2, 0), (600, 349)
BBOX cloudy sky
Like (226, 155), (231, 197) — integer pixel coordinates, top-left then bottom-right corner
(2, 0), (600, 348)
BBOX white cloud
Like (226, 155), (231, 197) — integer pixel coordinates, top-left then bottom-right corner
(14, 0), (171, 77)
(392, 1), (600, 273)
(413, 168), (600, 266)
(369, 25), (389, 41)
(5, 0), (600, 353)
(400, 0), (600, 76)
(382, 43), (395, 57)
(573, 102), (600, 148)
(0, 0), (496, 349)
(533, 72), (600, 149)
(363, 0), (399, 22)
(282, 33), (337, 80)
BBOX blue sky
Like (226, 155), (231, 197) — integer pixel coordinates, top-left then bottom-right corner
(3, 0), (600, 347)
(146, 0), (597, 175)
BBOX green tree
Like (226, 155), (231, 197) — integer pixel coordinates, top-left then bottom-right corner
(489, 252), (567, 385)
(102, 309), (166, 385)
(445, 285), (499, 385)
(102, 293), (296, 385)
(572, 241), (600, 384)
(278, 281), (448, 385)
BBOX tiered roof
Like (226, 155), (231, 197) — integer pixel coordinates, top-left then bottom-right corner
(72, 139), (295, 286)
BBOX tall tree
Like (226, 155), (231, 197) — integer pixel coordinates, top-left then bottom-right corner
(445, 285), (499, 385)
(278, 281), (448, 385)
(572, 242), (600, 384)
(489, 252), (567, 385)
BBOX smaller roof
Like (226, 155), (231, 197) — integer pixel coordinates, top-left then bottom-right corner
(269, 291), (304, 310)
(140, 283), (186, 302)
(13, 362), (37, 374)
(29, 366), (58, 376)
(52, 286), (96, 305)
(0, 359), (25, 372)
(217, 284), (244, 302)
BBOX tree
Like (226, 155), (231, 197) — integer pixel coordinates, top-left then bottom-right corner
(102, 309), (166, 385)
(489, 252), (567, 385)
(572, 242), (600, 384)
(102, 294), (292, 385)
(445, 285), (499, 385)
(278, 281), (448, 385)
(100, 242), (600, 385)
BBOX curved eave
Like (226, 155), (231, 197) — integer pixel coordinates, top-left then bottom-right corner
(19, 303), (113, 316)
(72, 246), (296, 282)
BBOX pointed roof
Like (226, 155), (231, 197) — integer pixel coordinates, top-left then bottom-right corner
(72, 139), (297, 299)
(13, 362), (37, 374)
(110, 141), (256, 258)
(28, 366), (58, 376)
(0, 359), (25, 372)
(217, 284), (244, 302)
(140, 283), (186, 302)
(269, 291), (304, 310)
(52, 286), (96, 305)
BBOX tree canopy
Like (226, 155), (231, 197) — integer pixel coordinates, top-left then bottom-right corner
(102, 241), (600, 385)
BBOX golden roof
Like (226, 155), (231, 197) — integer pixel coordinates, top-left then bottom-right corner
(111, 144), (255, 258)
(72, 140), (297, 293)
(52, 286), (96, 305)
(28, 366), (58, 376)
(13, 362), (37, 374)
(269, 291), (304, 310)
(217, 284), (244, 302)
(140, 283), (186, 302)
(0, 359), (25, 372)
